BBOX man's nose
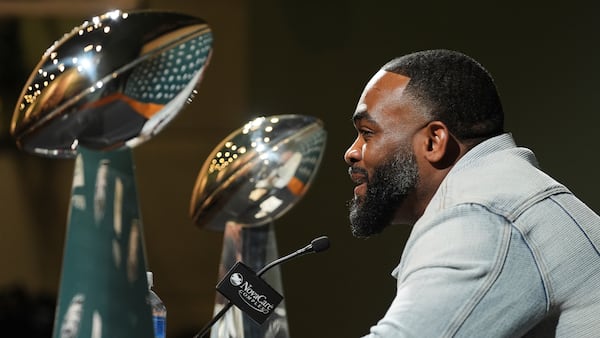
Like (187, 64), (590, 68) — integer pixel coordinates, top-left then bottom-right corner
(344, 139), (362, 165)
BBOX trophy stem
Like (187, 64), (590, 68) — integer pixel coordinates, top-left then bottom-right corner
(52, 147), (154, 338)
(210, 222), (290, 338)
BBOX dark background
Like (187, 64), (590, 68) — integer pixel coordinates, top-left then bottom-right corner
(0, 1), (598, 337)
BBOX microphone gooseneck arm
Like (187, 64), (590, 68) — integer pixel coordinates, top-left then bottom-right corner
(195, 302), (234, 338)
(256, 236), (329, 277)
(194, 236), (330, 338)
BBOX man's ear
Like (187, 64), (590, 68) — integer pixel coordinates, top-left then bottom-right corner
(421, 121), (459, 169)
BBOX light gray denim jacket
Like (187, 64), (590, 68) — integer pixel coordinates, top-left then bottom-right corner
(365, 133), (600, 337)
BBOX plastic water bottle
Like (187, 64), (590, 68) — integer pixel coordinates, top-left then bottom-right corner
(147, 271), (167, 338)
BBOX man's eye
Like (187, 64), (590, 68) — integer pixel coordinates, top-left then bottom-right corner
(359, 129), (374, 137)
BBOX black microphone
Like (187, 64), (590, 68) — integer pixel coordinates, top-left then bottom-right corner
(194, 236), (330, 338)
(256, 236), (330, 277)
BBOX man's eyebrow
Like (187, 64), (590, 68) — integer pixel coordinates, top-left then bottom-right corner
(352, 110), (378, 125)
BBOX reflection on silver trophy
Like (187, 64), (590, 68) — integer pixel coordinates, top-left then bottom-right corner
(190, 114), (327, 337)
(11, 9), (213, 338)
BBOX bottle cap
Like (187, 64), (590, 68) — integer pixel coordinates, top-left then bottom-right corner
(147, 271), (154, 288)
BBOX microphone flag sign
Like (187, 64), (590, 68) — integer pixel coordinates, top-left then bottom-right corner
(216, 261), (284, 324)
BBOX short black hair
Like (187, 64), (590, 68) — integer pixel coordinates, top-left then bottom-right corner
(382, 49), (504, 140)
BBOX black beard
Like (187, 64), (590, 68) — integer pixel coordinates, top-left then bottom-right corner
(348, 149), (419, 238)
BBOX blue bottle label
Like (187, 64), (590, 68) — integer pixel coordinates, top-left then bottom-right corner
(153, 315), (166, 338)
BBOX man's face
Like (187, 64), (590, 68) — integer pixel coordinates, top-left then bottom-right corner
(344, 70), (426, 237)
(348, 145), (419, 237)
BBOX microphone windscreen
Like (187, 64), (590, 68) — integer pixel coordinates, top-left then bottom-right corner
(311, 236), (330, 253)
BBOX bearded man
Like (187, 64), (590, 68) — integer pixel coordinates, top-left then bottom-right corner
(345, 49), (600, 337)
